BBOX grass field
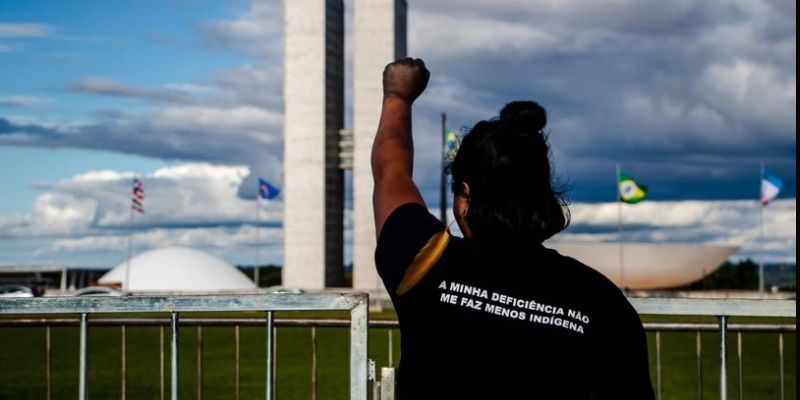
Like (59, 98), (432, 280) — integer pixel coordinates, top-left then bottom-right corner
(0, 313), (795, 399)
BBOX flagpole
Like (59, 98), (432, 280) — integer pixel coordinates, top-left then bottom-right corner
(758, 162), (765, 295)
(125, 191), (134, 292)
(440, 112), (447, 224)
(616, 164), (626, 289)
(255, 197), (261, 287)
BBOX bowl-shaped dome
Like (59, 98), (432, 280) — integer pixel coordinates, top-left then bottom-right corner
(546, 242), (739, 289)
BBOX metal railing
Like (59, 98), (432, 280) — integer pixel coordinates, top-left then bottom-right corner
(630, 298), (796, 400)
(0, 296), (795, 400)
(0, 293), (369, 400)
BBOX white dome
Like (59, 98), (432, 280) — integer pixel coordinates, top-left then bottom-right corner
(99, 247), (256, 292)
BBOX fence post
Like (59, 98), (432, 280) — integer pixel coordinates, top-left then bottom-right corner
(46, 325), (51, 400)
(160, 325), (165, 400)
(78, 313), (88, 400)
(736, 332), (742, 400)
(656, 330), (662, 400)
(122, 325), (127, 400)
(171, 312), (179, 400)
(380, 368), (396, 400)
(235, 325), (240, 400)
(311, 326), (317, 400)
(719, 316), (728, 400)
(697, 331), (703, 400)
(197, 326), (203, 400)
(350, 297), (369, 400)
(388, 329), (393, 367)
(265, 311), (274, 400)
(778, 333), (784, 400)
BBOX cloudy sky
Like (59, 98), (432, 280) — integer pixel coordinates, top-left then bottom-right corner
(0, 0), (795, 269)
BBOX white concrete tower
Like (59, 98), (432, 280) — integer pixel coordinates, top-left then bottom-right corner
(283, 0), (345, 289)
(352, 0), (407, 291)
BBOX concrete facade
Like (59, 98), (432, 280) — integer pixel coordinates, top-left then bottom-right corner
(283, 0), (405, 291)
(352, 0), (407, 291)
(283, 0), (345, 289)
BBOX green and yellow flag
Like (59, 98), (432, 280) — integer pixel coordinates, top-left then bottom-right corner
(444, 128), (459, 161)
(618, 171), (647, 204)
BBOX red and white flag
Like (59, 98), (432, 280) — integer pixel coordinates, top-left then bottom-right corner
(131, 178), (145, 213)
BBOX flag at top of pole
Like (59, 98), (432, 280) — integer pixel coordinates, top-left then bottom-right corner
(760, 171), (783, 205)
(618, 171), (648, 204)
(258, 178), (280, 203)
(444, 127), (460, 161)
(131, 178), (145, 213)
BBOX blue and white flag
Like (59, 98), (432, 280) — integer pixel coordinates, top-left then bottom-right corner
(760, 171), (783, 205)
(258, 178), (280, 202)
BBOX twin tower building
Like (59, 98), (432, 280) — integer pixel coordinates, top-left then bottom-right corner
(283, 0), (407, 291)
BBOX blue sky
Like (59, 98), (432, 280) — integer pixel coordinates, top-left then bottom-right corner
(0, 0), (796, 268)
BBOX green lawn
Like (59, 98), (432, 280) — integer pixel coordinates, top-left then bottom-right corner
(0, 313), (794, 399)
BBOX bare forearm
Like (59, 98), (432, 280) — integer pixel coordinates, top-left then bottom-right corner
(372, 95), (414, 181)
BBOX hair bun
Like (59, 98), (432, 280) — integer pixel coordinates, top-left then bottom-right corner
(499, 101), (547, 133)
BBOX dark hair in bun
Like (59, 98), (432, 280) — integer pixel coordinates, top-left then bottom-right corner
(499, 100), (547, 132)
(450, 100), (570, 244)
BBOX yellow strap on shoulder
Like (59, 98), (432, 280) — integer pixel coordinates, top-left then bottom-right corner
(396, 228), (450, 296)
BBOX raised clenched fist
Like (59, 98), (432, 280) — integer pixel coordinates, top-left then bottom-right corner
(383, 57), (430, 103)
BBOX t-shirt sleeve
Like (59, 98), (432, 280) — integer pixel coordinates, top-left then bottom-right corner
(374, 203), (444, 295)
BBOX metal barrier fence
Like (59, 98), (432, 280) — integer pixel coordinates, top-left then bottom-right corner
(0, 296), (795, 400)
(631, 298), (796, 400)
(0, 293), (369, 400)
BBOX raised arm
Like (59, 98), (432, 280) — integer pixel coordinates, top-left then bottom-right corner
(371, 58), (430, 236)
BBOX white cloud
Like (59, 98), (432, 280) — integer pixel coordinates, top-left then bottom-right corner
(68, 78), (189, 102)
(699, 59), (796, 134)
(163, 83), (216, 94)
(30, 193), (97, 235)
(1, 163), (282, 237)
(411, 12), (571, 58)
(0, 214), (28, 233)
(50, 235), (127, 252)
(51, 225), (282, 252)
(0, 162), (290, 264)
(149, 105), (281, 141)
(0, 23), (52, 38)
(416, 76), (496, 121)
(406, 0), (795, 186)
(201, 0), (283, 58)
(211, 64), (283, 108)
(0, 22), (53, 53)
(44, 224), (284, 266)
(68, 78), (220, 103)
(0, 95), (45, 108)
(70, 169), (133, 182)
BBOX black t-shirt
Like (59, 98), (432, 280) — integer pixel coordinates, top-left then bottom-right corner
(375, 203), (655, 400)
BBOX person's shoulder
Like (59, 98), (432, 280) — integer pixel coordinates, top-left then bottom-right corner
(374, 203), (445, 291)
(377, 203), (442, 248)
(375, 203), (444, 266)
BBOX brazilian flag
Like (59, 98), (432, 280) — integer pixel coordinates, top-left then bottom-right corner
(618, 172), (647, 204)
(444, 128), (460, 161)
